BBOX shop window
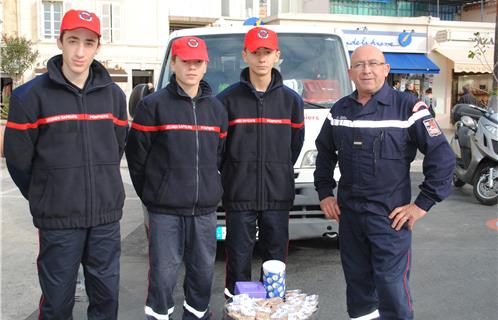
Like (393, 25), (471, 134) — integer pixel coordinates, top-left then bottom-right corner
(455, 73), (492, 107)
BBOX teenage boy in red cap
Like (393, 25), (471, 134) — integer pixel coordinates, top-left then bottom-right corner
(217, 26), (305, 297)
(126, 36), (227, 320)
(4, 9), (128, 320)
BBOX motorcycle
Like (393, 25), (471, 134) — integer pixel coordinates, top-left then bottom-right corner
(451, 103), (498, 205)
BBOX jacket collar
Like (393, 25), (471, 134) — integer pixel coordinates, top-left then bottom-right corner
(167, 73), (212, 100)
(348, 81), (392, 106)
(47, 55), (113, 92)
(240, 67), (283, 96)
(342, 82), (393, 117)
(373, 82), (393, 106)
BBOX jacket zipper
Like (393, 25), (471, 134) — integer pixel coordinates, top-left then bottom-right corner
(192, 99), (199, 215)
(258, 97), (264, 210)
(79, 93), (93, 222)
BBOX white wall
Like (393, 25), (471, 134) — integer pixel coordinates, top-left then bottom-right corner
(429, 51), (453, 125)
(123, 0), (168, 46)
(219, 0), (262, 18)
(169, 0), (221, 18)
(302, 0), (329, 14)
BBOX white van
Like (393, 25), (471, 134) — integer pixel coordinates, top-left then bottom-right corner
(129, 25), (352, 240)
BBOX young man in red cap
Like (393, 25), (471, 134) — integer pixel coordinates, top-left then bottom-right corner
(217, 26), (305, 297)
(126, 36), (227, 320)
(4, 9), (128, 320)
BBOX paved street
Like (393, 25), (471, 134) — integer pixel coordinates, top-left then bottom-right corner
(1, 157), (497, 320)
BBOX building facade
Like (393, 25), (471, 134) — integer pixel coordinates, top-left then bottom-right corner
(1, 0), (495, 127)
(1, 0), (273, 100)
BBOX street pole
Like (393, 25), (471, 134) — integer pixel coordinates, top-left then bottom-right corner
(481, 0), (484, 22)
(491, 0), (498, 111)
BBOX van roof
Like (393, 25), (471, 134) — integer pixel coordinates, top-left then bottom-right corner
(169, 25), (341, 38)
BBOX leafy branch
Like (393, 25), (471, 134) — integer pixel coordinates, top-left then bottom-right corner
(469, 32), (498, 96)
(1, 34), (39, 86)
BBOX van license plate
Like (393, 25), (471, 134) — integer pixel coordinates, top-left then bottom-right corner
(216, 226), (226, 240)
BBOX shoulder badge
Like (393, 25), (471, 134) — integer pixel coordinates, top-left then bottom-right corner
(423, 118), (442, 137)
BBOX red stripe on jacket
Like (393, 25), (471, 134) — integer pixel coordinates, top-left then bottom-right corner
(131, 122), (227, 138)
(6, 113), (128, 130)
(228, 117), (304, 128)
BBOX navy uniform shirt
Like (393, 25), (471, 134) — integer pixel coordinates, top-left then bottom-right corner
(314, 82), (455, 215)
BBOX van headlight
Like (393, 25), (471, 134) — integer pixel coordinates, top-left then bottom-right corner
(301, 150), (318, 168)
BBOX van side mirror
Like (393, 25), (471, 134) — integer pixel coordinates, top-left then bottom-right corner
(129, 83), (154, 118)
(461, 115), (477, 131)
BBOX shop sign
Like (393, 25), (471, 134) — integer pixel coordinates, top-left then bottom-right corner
(398, 31), (412, 47)
(346, 37), (395, 48)
(343, 29), (426, 52)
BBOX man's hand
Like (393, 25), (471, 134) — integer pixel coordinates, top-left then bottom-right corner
(388, 203), (427, 231)
(320, 196), (341, 221)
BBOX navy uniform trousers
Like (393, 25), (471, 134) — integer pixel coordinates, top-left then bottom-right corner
(145, 212), (216, 320)
(340, 205), (413, 320)
(37, 221), (121, 320)
(224, 210), (289, 296)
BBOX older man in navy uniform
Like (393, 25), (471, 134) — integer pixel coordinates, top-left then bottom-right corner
(314, 45), (454, 320)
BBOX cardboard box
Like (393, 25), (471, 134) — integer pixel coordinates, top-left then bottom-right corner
(234, 281), (267, 299)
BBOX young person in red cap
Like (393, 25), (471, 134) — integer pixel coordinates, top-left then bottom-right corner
(4, 9), (128, 320)
(217, 26), (305, 297)
(126, 36), (227, 320)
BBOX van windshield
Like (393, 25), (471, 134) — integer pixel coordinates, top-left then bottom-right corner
(160, 33), (352, 108)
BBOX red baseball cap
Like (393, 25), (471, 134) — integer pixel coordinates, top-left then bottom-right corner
(60, 10), (101, 37)
(171, 37), (209, 61)
(244, 27), (279, 52)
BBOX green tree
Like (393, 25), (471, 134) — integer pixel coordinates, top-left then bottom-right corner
(1, 34), (39, 86)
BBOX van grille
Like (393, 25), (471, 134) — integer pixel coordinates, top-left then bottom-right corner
(216, 205), (324, 219)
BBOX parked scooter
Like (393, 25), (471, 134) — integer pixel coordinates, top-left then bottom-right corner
(451, 103), (498, 205)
